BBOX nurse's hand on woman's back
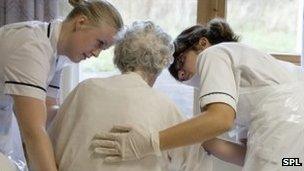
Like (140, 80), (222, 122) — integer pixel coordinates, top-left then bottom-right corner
(91, 125), (161, 163)
(91, 102), (235, 162)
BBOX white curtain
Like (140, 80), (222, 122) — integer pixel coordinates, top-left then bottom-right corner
(0, 0), (59, 26)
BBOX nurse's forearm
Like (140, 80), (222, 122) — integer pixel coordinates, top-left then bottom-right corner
(203, 138), (246, 166)
(23, 128), (58, 171)
(13, 95), (57, 171)
(159, 103), (235, 150)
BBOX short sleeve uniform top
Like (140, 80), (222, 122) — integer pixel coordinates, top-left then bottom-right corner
(0, 19), (71, 102)
(197, 42), (297, 138)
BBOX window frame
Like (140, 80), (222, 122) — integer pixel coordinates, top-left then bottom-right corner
(193, 0), (302, 113)
(197, 0), (301, 65)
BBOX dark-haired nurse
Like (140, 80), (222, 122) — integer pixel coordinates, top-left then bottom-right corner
(92, 18), (304, 171)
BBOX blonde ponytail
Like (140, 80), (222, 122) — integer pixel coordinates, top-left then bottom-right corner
(68, 0), (85, 7)
(66, 0), (123, 29)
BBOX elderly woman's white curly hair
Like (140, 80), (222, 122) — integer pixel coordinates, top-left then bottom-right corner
(114, 21), (174, 75)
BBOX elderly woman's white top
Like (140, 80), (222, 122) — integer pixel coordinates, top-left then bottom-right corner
(48, 72), (211, 171)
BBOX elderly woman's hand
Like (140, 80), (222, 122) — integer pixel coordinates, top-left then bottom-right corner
(91, 125), (161, 163)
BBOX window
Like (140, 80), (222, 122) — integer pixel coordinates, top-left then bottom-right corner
(78, 0), (198, 117)
(197, 0), (303, 64)
(226, 0), (302, 54)
(59, 0), (303, 112)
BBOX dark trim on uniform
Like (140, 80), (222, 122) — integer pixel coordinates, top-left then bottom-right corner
(200, 92), (236, 101)
(49, 85), (60, 89)
(47, 22), (60, 91)
(47, 23), (51, 38)
(5, 81), (46, 92)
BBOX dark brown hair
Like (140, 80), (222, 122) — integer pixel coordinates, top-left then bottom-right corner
(169, 18), (239, 81)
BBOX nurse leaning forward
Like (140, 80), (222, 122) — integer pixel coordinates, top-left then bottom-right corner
(0, 0), (123, 170)
(93, 18), (304, 171)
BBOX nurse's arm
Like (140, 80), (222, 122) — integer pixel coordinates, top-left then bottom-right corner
(46, 97), (59, 127)
(12, 95), (57, 171)
(203, 138), (246, 166)
(160, 102), (235, 150)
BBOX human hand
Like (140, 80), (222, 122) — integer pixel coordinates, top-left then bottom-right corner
(91, 125), (161, 163)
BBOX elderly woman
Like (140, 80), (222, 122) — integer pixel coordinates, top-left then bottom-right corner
(47, 21), (210, 171)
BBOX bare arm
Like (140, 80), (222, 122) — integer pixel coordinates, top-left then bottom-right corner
(45, 97), (59, 128)
(13, 95), (57, 171)
(159, 103), (235, 150)
(203, 138), (246, 166)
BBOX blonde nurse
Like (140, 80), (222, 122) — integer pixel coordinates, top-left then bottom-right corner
(0, 0), (123, 170)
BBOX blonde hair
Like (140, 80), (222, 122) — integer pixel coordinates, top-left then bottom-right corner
(67, 0), (123, 29)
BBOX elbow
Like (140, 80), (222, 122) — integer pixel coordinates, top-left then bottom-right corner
(220, 111), (235, 131)
(227, 122), (234, 131)
(206, 103), (235, 133)
(215, 115), (234, 133)
(218, 109), (235, 132)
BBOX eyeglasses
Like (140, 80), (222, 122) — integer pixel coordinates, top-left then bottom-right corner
(175, 53), (189, 82)
(175, 52), (185, 72)
(175, 43), (196, 71)
(175, 46), (196, 81)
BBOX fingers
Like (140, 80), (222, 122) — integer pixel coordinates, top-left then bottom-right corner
(93, 125), (132, 140)
(91, 135), (122, 156)
(93, 132), (119, 141)
(91, 140), (118, 148)
(91, 131), (123, 157)
(104, 156), (122, 163)
(94, 147), (120, 155)
(90, 125), (135, 163)
(110, 125), (132, 133)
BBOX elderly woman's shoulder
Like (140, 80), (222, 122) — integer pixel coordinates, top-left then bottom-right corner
(77, 77), (111, 88)
(75, 75), (134, 91)
(149, 88), (178, 106)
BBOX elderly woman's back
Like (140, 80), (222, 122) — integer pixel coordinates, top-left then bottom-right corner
(48, 72), (210, 171)
(48, 21), (211, 171)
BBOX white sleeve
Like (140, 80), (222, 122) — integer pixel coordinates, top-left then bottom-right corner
(3, 35), (52, 101)
(197, 48), (238, 111)
(47, 69), (62, 99)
